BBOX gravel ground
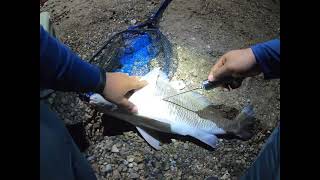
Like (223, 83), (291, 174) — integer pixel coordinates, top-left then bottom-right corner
(41, 0), (280, 179)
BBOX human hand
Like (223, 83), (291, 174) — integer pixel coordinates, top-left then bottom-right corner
(102, 72), (147, 113)
(208, 48), (261, 89)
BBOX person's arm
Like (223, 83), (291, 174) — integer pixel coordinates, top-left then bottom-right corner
(40, 25), (147, 112)
(40, 25), (105, 93)
(208, 39), (280, 89)
(251, 39), (280, 79)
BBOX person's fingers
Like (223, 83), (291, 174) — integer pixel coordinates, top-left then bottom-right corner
(118, 98), (138, 113)
(131, 76), (142, 81)
(208, 56), (226, 81)
(210, 64), (232, 81)
(130, 79), (148, 90)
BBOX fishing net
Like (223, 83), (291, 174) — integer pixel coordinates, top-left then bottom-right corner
(89, 27), (177, 79)
(80, 0), (175, 100)
(88, 0), (176, 78)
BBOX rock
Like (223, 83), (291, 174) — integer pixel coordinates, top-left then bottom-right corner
(173, 155), (178, 160)
(123, 166), (128, 172)
(127, 155), (135, 163)
(129, 172), (140, 179)
(112, 170), (121, 179)
(61, 97), (67, 104)
(123, 160), (129, 165)
(135, 156), (143, 163)
(133, 166), (139, 171)
(155, 154), (161, 161)
(163, 162), (170, 171)
(221, 172), (230, 180)
(128, 163), (134, 168)
(183, 143), (189, 149)
(101, 164), (112, 174)
(87, 156), (95, 161)
(111, 145), (119, 153)
(130, 19), (137, 25)
(138, 163), (144, 170)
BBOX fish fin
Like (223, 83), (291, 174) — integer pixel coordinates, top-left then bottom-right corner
(191, 130), (219, 149)
(233, 104), (255, 140)
(136, 126), (162, 150)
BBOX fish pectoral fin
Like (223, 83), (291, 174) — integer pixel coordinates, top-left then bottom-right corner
(136, 126), (162, 150)
(192, 130), (219, 149)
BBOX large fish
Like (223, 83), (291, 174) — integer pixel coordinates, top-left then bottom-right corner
(89, 68), (255, 150)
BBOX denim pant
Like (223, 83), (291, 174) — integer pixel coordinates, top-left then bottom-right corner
(240, 124), (280, 180)
(40, 101), (97, 180)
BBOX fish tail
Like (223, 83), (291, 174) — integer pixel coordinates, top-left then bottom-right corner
(232, 103), (255, 140)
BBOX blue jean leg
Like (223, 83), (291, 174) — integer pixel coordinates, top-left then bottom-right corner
(240, 124), (280, 180)
(40, 101), (97, 180)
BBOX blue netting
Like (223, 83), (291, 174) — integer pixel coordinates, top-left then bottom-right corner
(114, 32), (160, 76)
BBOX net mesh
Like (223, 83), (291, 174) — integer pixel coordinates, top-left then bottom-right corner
(90, 29), (177, 79)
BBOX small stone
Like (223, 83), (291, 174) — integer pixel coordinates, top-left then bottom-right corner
(101, 164), (112, 174)
(154, 153), (162, 160)
(87, 156), (95, 161)
(133, 166), (139, 171)
(128, 163), (134, 168)
(122, 166), (128, 172)
(61, 97), (67, 104)
(138, 163), (144, 170)
(111, 145), (119, 153)
(129, 172), (139, 179)
(135, 156), (143, 163)
(183, 143), (189, 149)
(127, 156), (134, 162)
(191, 71), (197, 77)
(113, 170), (121, 179)
(221, 172), (230, 180)
(173, 155), (178, 160)
(130, 19), (137, 25)
(163, 162), (170, 171)
(123, 160), (129, 165)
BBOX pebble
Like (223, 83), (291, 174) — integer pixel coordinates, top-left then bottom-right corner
(173, 154), (178, 160)
(87, 156), (95, 161)
(127, 156), (135, 163)
(221, 172), (230, 180)
(183, 144), (189, 149)
(61, 97), (67, 104)
(113, 170), (121, 179)
(101, 164), (112, 174)
(130, 19), (137, 25)
(135, 156), (143, 163)
(122, 166), (128, 172)
(128, 163), (134, 168)
(138, 163), (144, 170)
(163, 162), (170, 171)
(111, 145), (119, 153)
(123, 160), (129, 165)
(128, 172), (139, 179)
(133, 166), (139, 171)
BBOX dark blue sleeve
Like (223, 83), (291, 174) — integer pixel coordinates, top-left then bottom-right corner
(40, 25), (103, 92)
(251, 39), (280, 79)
